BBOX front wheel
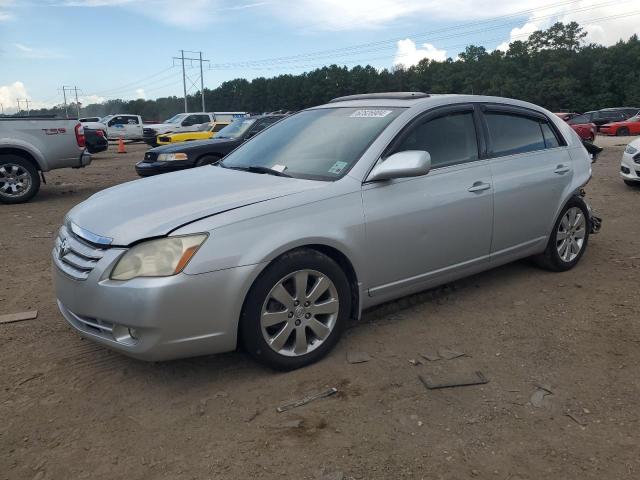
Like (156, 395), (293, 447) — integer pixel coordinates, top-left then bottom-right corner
(0, 155), (41, 204)
(534, 197), (590, 272)
(240, 248), (351, 370)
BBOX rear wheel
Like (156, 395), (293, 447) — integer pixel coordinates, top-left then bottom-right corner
(240, 248), (350, 370)
(534, 197), (590, 272)
(617, 127), (630, 136)
(0, 155), (40, 204)
(195, 154), (222, 167)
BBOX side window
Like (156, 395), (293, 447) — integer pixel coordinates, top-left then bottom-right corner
(392, 111), (478, 168)
(125, 116), (139, 125)
(568, 114), (588, 125)
(540, 122), (560, 148)
(485, 113), (546, 157)
(182, 115), (198, 126)
(108, 116), (125, 126)
(198, 115), (211, 124)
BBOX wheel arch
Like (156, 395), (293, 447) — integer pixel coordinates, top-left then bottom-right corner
(0, 147), (43, 171)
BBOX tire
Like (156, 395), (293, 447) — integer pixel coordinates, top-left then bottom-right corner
(534, 196), (590, 272)
(617, 127), (630, 136)
(195, 154), (222, 167)
(240, 248), (351, 371)
(624, 179), (639, 187)
(0, 155), (41, 204)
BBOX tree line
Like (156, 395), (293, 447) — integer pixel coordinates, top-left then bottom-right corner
(25, 22), (640, 121)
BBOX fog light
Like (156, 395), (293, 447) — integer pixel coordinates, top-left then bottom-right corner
(128, 328), (138, 340)
(111, 324), (138, 345)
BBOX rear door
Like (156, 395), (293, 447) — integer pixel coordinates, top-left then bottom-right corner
(362, 104), (494, 298)
(481, 105), (572, 259)
(121, 115), (142, 139)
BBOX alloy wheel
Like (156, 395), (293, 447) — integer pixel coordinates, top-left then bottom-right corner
(260, 269), (339, 357)
(0, 164), (32, 198)
(556, 206), (586, 263)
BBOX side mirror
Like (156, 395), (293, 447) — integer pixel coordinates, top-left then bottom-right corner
(367, 150), (432, 182)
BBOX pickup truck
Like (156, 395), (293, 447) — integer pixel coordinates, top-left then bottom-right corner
(0, 117), (90, 203)
(81, 114), (144, 141)
(142, 112), (247, 146)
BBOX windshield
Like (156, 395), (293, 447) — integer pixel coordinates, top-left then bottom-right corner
(99, 115), (113, 123)
(221, 107), (404, 181)
(216, 118), (256, 139)
(164, 114), (184, 124)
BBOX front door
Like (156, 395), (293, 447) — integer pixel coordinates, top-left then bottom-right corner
(362, 105), (494, 299)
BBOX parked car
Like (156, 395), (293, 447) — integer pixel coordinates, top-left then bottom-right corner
(1, 116), (90, 203)
(79, 117), (101, 123)
(620, 138), (640, 186)
(555, 113), (596, 141)
(84, 128), (108, 154)
(136, 115), (284, 176)
(82, 114), (144, 140)
(583, 109), (629, 130)
(142, 112), (247, 147)
(156, 121), (230, 145)
(53, 93), (600, 370)
(600, 115), (640, 136)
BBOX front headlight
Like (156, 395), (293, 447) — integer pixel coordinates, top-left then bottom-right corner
(111, 234), (207, 280)
(625, 145), (638, 155)
(157, 153), (188, 161)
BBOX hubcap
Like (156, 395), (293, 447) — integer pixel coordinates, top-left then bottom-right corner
(0, 164), (31, 197)
(556, 207), (586, 263)
(261, 269), (339, 357)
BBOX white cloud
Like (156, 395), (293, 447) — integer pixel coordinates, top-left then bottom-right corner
(496, 22), (538, 52)
(79, 94), (106, 105)
(12, 42), (66, 59)
(134, 88), (145, 99)
(0, 81), (29, 113)
(0, 11), (11, 21)
(394, 38), (447, 67)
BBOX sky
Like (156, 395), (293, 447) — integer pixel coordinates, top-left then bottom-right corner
(1, 0), (638, 113)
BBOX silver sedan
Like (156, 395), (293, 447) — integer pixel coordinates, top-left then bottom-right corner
(53, 93), (597, 370)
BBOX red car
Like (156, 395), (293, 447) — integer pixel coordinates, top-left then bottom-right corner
(554, 113), (597, 141)
(600, 115), (640, 136)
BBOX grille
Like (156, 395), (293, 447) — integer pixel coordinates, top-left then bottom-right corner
(158, 136), (171, 142)
(53, 225), (106, 280)
(143, 128), (157, 136)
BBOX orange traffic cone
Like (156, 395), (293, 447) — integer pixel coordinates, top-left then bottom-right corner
(117, 137), (127, 154)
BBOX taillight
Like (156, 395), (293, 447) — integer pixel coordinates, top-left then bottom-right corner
(75, 123), (85, 148)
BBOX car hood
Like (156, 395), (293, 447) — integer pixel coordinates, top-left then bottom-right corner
(67, 166), (324, 246)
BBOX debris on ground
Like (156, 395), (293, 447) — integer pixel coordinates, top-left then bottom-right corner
(530, 385), (553, 408)
(408, 358), (422, 366)
(0, 310), (38, 325)
(420, 350), (441, 361)
(276, 387), (338, 413)
(418, 371), (489, 390)
(438, 348), (466, 360)
(346, 351), (371, 364)
(279, 419), (304, 429)
(565, 412), (587, 427)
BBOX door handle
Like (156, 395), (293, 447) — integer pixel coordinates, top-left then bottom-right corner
(554, 164), (571, 174)
(468, 181), (491, 193)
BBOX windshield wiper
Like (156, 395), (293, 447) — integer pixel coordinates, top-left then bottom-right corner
(220, 164), (292, 177)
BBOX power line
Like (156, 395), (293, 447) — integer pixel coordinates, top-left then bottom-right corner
(172, 50), (209, 112)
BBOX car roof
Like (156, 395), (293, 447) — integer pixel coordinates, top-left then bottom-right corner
(311, 93), (554, 113)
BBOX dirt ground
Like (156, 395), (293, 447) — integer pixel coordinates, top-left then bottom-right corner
(1, 136), (640, 480)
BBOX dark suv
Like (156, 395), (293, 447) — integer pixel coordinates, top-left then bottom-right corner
(135, 114), (285, 177)
(583, 108), (639, 130)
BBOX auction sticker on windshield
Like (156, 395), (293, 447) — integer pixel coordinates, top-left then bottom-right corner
(328, 161), (348, 174)
(350, 109), (393, 118)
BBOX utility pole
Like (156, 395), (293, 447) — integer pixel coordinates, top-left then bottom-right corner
(60, 86), (81, 118)
(73, 86), (81, 118)
(0, 103), (4, 115)
(172, 50), (209, 113)
(16, 99), (21, 115)
(19, 98), (31, 115)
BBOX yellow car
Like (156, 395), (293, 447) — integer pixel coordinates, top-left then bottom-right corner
(156, 121), (230, 145)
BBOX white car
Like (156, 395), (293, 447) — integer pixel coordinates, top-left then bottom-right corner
(82, 114), (144, 141)
(620, 138), (640, 186)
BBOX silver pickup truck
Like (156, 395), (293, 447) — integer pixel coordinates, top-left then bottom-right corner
(0, 117), (91, 203)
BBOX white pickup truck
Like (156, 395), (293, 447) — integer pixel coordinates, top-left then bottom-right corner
(82, 114), (144, 141)
(142, 111), (247, 146)
(0, 117), (91, 203)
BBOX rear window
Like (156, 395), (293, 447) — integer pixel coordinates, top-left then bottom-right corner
(568, 114), (589, 125)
